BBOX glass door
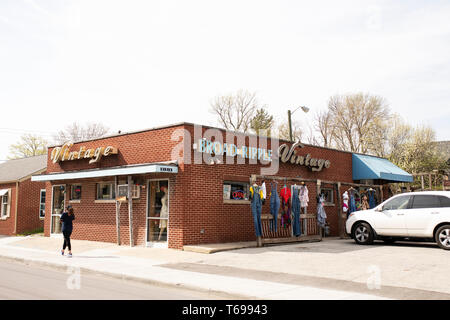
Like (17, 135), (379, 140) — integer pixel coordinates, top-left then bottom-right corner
(147, 180), (169, 245)
(51, 185), (66, 234)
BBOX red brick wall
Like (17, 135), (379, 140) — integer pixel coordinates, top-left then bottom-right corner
(0, 183), (17, 235)
(179, 125), (353, 247)
(43, 125), (187, 247)
(43, 123), (357, 249)
(16, 178), (45, 234)
(46, 125), (185, 173)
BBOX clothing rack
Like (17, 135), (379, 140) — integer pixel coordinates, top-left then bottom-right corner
(251, 174), (385, 239)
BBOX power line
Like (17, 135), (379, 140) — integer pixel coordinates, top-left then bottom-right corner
(0, 127), (57, 134)
(0, 129), (56, 139)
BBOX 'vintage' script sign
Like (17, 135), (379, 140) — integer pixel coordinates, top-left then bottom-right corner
(51, 142), (118, 164)
(278, 142), (331, 172)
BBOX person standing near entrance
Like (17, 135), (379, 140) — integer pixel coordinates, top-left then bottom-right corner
(60, 205), (75, 257)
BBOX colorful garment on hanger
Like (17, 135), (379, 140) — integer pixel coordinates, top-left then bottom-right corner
(299, 185), (309, 208)
(348, 189), (357, 213)
(250, 185), (263, 237)
(250, 186), (264, 200)
(361, 194), (370, 210)
(261, 182), (267, 200)
(342, 191), (349, 217)
(269, 182), (280, 232)
(317, 194), (327, 228)
(292, 187), (301, 237)
(280, 186), (291, 204)
(281, 199), (291, 228)
(368, 189), (376, 209)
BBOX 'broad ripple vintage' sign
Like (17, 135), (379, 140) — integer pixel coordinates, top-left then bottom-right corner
(50, 142), (118, 164)
(195, 139), (331, 172)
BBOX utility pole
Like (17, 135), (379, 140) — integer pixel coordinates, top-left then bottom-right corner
(288, 110), (293, 142)
(288, 106), (309, 143)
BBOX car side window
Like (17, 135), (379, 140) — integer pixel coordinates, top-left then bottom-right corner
(411, 195), (441, 209)
(438, 196), (450, 208)
(382, 196), (412, 210)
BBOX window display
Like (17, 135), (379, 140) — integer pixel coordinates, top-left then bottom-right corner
(70, 185), (82, 200)
(96, 183), (115, 200)
(147, 180), (169, 243)
(224, 181), (250, 201)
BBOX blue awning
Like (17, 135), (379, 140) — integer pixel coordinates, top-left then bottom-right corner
(352, 154), (413, 183)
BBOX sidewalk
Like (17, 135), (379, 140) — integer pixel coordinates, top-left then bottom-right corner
(0, 235), (445, 300)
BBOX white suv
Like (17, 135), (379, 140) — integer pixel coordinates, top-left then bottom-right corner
(346, 191), (450, 250)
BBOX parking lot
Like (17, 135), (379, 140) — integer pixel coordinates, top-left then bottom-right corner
(1, 235), (448, 299)
(173, 237), (450, 299)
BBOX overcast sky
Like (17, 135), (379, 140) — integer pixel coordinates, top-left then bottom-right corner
(1, 0), (449, 161)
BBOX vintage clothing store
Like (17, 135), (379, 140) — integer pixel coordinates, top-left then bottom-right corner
(31, 123), (413, 249)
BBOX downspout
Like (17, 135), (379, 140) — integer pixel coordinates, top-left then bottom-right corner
(128, 175), (134, 247)
(14, 182), (19, 235)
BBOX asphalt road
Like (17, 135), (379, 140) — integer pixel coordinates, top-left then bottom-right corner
(0, 259), (236, 300)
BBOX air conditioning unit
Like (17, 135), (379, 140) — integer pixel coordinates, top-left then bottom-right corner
(117, 184), (140, 199)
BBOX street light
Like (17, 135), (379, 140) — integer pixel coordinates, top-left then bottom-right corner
(288, 106), (309, 142)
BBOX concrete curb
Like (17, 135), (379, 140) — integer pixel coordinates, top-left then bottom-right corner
(0, 253), (254, 300)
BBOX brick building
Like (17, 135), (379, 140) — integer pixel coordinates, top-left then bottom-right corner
(31, 123), (412, 249)
(0, 155), (47, 235)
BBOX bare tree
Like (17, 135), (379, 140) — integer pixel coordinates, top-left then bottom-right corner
(8, 134), (48, 159)
(210, 90), (259, 133)
(53, 122), (109, 145)
(313, 109), (335, 148)
(328, 93), (390, 154)
(389, 124), (447, 175)
(277, 120), (303, 142)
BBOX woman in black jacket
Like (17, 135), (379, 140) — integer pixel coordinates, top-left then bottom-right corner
(60, 205), (75, 257)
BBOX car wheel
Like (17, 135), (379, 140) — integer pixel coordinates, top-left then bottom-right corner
(435, 225), (450, 250)
(352, 222), (374, 245)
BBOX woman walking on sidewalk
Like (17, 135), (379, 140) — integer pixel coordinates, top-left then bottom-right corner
(60, 205), (75, 257)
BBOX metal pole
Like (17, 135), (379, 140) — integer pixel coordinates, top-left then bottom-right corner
(288, 109), (293, 142)
(128, 176), (134, 247)
(115, 176), (121, 245)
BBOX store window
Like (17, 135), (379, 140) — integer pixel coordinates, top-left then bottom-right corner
(1, 190), (10, 218)
(223, 181), (250, 201)
(147, 180), (169, 244)
(117, 184), (140, 199)
(320, 188), (334, 205)
(70, 185), (82, 201)
(96, 183), (115, 200)
(39, 189), (46, 218)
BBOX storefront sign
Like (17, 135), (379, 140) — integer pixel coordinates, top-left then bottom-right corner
(195, 139), (272, 162)
(278, 142), (331, 172)
(194, 139), (331, 171)
(50, 142), (118, 164)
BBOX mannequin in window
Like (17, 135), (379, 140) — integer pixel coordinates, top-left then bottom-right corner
(158, 186), (168, 241)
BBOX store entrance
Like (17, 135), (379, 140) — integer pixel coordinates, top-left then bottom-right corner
(147, 180), (169, 247)
(51, 185), (66, 235)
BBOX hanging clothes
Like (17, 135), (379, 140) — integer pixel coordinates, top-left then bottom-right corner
(291, 186), (301, 237)
(249, 185), (263, 237)
(269, 182), (280, 232)
(280, 185), (291, 204)
(361, 194), (370, 210)
(348, 188), (357, 213)
(299, 185), (309, 214)
(280, 185), (291, 229)
(342, 191), (349, 217)
(368, 189), (377, 209)
(261, 181), (267, 205)
(317, 193), (327, 228)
